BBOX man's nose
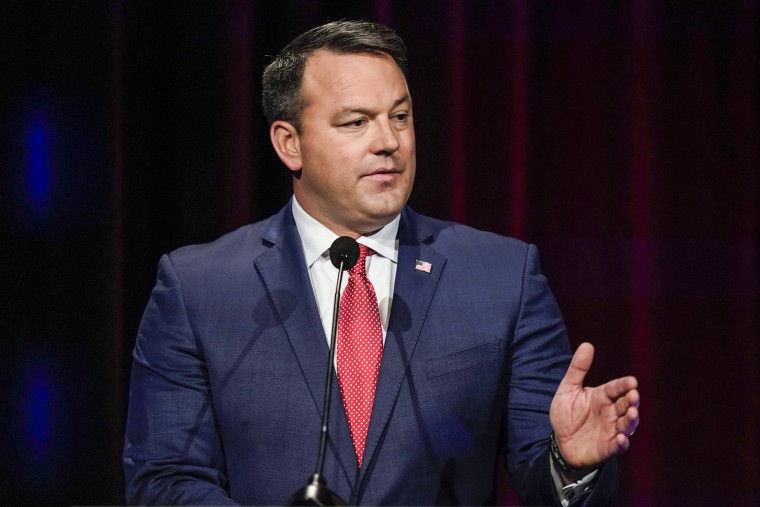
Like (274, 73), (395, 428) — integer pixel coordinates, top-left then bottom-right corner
(369, 118), (400, 155)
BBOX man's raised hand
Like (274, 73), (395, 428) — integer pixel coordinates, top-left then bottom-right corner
(549, 342), (640, 470)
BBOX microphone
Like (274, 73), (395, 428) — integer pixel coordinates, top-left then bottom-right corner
(287, 236), (358, 506)
(329, 236), (360, 271)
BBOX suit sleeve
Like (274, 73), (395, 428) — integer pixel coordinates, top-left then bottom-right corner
(123, 254), (237, 505)
(505, 244), (618, 506)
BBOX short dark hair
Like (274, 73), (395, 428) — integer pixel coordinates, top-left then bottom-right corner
(262, 20), (408, 131)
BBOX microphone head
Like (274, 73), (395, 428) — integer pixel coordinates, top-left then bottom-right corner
(329, 236), (360, 270)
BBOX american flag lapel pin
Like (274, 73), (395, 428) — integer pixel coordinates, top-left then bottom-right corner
(415, 259), (432, 273)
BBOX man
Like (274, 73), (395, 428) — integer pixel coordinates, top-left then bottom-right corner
(123, 21), (639, 506)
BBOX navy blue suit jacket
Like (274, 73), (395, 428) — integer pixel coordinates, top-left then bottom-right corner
(123, 203), (617, 505)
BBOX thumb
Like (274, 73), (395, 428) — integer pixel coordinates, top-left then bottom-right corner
(560, 342), (595, 390)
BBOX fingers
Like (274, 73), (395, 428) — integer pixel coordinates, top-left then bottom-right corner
(614, 388), (640, 416)
(611, 432), (631, 454)
(615, 405), (639, 436)
(607, 407), (638, 458)
(612, 381), (640, 437)
(603, 375), (638, 401)
(560, 342), (595, 389)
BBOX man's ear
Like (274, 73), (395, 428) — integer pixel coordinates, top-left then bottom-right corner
(270, 120), (302, 173)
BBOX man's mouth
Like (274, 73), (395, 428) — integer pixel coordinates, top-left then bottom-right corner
(366, 167), (399, 176)
(363, 168), (400, 183)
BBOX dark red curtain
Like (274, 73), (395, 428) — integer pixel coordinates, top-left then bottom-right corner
(2, 1), (758, 504)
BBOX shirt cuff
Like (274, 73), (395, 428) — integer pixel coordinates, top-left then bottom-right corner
(549, 458), (598, 506)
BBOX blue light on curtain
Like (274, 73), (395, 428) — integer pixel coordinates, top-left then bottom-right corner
(23, 364), (54, 460)
(27, 379), (52, 457)
(26, 117), (52, 209)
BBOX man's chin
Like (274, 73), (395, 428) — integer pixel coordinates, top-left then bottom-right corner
(366, 199), (406, 221)
(353, 206), (405, 234)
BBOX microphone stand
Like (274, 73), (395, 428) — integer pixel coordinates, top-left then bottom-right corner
(287, 252), (352, 506)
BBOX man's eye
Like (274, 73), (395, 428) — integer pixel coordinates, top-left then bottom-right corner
(393, 113), (409, 122)
(343, 119), (366, 128)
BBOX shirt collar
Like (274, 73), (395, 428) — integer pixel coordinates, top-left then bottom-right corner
(291, 196), (400, 268)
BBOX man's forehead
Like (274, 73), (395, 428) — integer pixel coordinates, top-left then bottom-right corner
(301, 50), (410, 107)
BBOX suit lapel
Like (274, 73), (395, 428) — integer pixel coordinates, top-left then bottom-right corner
(253, 204), (356, 488)
(359, 208), (447, 483)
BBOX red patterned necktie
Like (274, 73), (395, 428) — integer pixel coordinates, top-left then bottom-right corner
(336, 245), (383, 468)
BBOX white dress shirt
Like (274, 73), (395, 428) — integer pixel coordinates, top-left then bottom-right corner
(291, 196), (399, 347)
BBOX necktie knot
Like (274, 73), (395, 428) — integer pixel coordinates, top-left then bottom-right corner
(350, 245), (375, 276)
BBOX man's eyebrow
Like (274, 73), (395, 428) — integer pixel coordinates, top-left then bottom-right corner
(391, 94), (412, 109)
(337, 95), (412, 116)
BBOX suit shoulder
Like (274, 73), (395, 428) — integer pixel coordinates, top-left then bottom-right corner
(166, 215), (276, 272)
(410, 211), (530, 259)
(443, 221), (527, 251)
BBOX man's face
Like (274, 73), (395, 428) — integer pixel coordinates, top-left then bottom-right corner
(290, 50), (416, 237)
